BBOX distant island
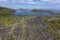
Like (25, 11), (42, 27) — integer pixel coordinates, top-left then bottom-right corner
(0, 6), (59, 16)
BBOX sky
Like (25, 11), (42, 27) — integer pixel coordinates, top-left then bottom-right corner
(0, 0), (60, 9)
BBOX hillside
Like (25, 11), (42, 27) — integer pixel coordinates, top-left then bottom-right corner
(0, 16), (60, 40)
(0, 6), (15, 16)
(0, 7), (60, 40)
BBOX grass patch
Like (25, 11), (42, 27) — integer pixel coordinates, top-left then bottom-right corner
(0, 16), (34, 27)
(46, 17), (60, 38)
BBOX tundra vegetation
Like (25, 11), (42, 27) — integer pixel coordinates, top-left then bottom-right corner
(0, 7), (60, 40)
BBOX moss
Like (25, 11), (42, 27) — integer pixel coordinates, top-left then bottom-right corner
(49, 19), (60, 30)
(47, 27), (57, 36)
(46, 26), (60, 38)
(42, 17), (48, 23)
(46, 17), (60, 38)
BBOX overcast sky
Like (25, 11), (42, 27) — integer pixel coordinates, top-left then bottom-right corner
(0, 0), (60, 9)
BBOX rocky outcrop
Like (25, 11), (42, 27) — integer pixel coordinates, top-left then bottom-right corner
(0, 16), (60, 40)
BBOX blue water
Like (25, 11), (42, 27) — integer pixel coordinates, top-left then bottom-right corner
(14, 9), (52, 16)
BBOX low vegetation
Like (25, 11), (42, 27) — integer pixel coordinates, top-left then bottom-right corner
(46, 16), (60, 39)
(0, 6), (15, 16)
(0, 7), (60, 40)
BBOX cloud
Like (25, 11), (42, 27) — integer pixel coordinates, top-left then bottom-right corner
(0, 0), (60, 4)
